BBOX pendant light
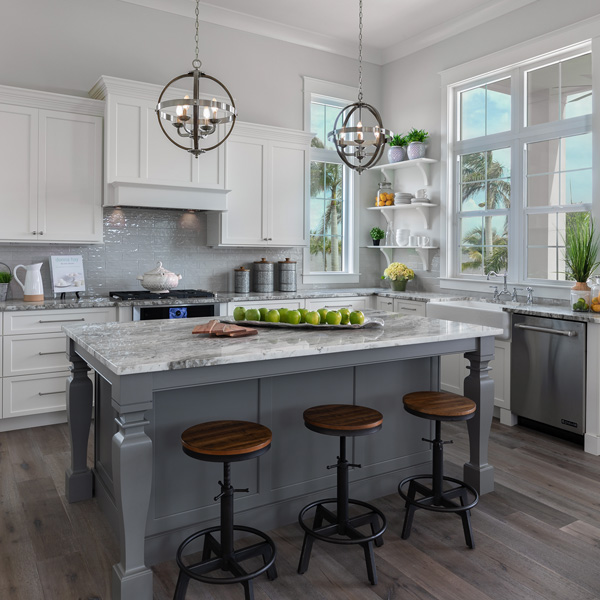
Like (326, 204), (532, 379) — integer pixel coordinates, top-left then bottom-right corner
(156, 0), (237, 158)
(328, 0), (393, 174)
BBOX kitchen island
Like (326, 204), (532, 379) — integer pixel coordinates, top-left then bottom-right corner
(63, 312), (501, 600)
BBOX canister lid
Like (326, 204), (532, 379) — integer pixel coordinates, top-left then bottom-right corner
(278, 257), (296, 264)
(254, 258), (273, 264)
(235, 266), (249, 272)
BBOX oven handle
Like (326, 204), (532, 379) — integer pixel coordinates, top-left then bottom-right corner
(514, 323), (578, 337)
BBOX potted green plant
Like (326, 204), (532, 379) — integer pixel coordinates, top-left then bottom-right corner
(381, 262), (415, 292)
(387, 134), (407, 163)
(405, 128), (429, 160)
(563, 216), (600, 312)
(370, 227), (385, 246)
(0, 269), (13, 303)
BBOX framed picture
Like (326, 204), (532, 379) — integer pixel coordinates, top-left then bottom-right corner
(50, 255), (86, 295)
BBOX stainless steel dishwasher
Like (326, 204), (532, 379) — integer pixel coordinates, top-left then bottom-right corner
(511, 313), (586, 435)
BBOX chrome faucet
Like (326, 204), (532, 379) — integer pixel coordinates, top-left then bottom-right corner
(487, 271), (511, 301)
(526, 286), (534, 305)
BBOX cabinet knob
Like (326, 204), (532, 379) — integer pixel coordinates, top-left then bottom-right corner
(32, 231), (37, 235)
(39, 231), (44, 235)
(268, 237), (272, 241)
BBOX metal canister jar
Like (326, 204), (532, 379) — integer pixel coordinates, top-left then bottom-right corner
(278, 258), (297, 292)
(234, 266), (250, 294)
(253, 258), (274, 293)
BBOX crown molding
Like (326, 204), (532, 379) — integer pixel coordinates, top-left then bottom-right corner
(232, 121), (314, 145)
(0, 84), (104, 116)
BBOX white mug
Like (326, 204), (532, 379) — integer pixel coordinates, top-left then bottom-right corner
(408, 235), (418, 247)
(418, 236), (431, 247)
(415, 189), (428, 199)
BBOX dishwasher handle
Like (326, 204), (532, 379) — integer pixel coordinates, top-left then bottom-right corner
(514, 323), (578, 337)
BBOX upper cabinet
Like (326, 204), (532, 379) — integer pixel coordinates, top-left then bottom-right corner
(207, 122), (312, 247)
(0, 87), (103, 243)
(90, 76), (228, 211)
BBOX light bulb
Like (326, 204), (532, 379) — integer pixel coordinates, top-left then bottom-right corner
(203, 107), (211, 120)
(183, 95), (190, 117)
(211, 98), (218, 118)
(357, 121), (363, 142)
(176, 105), (184, 117)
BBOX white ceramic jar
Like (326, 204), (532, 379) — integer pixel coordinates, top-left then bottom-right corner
(137, 261), (182, 293)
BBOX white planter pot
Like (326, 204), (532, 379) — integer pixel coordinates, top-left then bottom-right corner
(387, 146), (406, 163)
(407, 142), (427, 160)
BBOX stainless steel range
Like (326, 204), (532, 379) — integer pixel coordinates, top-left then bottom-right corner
(109, 289), (219, 321)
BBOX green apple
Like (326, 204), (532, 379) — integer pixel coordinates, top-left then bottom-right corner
(286, 309), (301, 325)
(339, 307), (350, 325)
(266, 309), (281, 323)
(233, 306), (246, 321)
(245, 308), (261, 321)
(278, 308), (290, 322)
(298, 308), (308, 323)
(305, 310), (320, 325)
(325, 310), (342, 325)
(317, 308), (329, 323)
(259, 307), (269, 321)
(350, 310), (365, 325)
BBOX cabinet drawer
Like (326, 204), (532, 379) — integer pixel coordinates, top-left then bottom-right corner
(4, 307), (117, 335)
(393, 299), (426, 316)
(3, 333), (69, 376)
(305, 297), (371, 312)
(226, 299), (304, 314)
(2, 371), (70, 418)
(376, 297), (394, 311)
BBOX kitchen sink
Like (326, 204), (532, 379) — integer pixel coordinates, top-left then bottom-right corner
(426, 299), (511, 340)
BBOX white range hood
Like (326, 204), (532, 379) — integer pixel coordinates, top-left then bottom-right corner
(91, 76), (230, 211)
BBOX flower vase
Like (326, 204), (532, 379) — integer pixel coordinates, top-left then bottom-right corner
(407, 142), (427, 160)
(571, 281), (591, 312)
(388, 146), (406, 163)
(391, 279), (407, 292)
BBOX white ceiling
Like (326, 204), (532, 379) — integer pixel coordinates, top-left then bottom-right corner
(120, 0), (537, 65)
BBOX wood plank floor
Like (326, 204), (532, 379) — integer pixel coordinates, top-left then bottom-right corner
(1, 419), (599, 599)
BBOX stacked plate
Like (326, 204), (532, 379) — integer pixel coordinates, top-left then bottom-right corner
(394, 192), (412, 205)
(411, 197), (430, 204)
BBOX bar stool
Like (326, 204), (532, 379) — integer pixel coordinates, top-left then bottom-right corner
(173, 420), (277, 600)
(297, 404), (387, 585)
(398, 391), (479, 548)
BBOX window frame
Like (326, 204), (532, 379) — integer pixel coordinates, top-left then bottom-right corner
(441, 37), (596, 297)
(302, 77), (359, 284)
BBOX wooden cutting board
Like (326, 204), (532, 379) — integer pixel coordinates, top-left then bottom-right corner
(192, 320), (258, 338)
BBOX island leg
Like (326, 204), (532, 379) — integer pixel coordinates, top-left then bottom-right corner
(111, 410), (154, 600)
(463, 336), (495, 495)
(65, 345), (93, 503)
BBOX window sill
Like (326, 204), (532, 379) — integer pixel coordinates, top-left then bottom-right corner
(302, 273), (360, 285)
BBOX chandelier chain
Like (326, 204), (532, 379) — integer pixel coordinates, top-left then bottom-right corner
(193, 0), (201, 69)
(358, 0), (363, 103)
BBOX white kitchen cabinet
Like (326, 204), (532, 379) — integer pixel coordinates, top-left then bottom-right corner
(376, 297), (394, 311)
(305, 297), (372, 312)
(2, 371), (71, 419)
(393, 298), (427, 316)
(226, 299), (304, 315)
(0, 86), (104, 243)
(207, 122), (312, 247)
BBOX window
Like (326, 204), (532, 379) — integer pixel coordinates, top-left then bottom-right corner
(449, 45), (592, 287)
(302, 77), (358, 284)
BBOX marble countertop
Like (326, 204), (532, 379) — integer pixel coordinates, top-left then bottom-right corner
(63, 311), (502, 376)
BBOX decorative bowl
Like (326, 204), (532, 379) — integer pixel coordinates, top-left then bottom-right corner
(137, 261), (182, 293)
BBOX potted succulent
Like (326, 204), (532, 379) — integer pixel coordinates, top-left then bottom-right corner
(405, 128), (429, 160)
(563, 216), (600, 312)
(387, 134), (407, 163)
(382, 262), (415, 292)
(0, 268), (13, 303)
(370, 227), (385, 247)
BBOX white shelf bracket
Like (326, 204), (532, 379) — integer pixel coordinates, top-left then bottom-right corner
(378, 247), (393, 267)
(414, 205), (431, 229)
(415, 248), (431, 270)
(413, 162), (431, 186)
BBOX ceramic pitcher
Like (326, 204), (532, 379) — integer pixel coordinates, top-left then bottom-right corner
(14, 263), (44, 302)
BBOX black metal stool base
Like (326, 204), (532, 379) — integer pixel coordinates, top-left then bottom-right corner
(174, 524), (277, 600)
(298, 497), (386, 585)
(398, 474), (478, 548)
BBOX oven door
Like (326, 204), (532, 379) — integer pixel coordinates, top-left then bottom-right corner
(133, 304), (216, 321)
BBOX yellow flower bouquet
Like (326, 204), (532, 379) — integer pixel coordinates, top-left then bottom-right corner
(382, 262), (415, 292)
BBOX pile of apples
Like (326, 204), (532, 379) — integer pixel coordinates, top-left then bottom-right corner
(233, 306), (365, 326)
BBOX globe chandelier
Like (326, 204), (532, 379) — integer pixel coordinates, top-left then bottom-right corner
(328, 0), (393, 173)
(156, 0), (237, 158)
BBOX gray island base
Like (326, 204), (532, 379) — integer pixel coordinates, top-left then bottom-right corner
(63, 312), (501, 600)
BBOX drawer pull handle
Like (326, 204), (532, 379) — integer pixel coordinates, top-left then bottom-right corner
(38, 318), (86, 323)
(399, 307), (417, 311)
(38, 390), (63, 396)
(514, 323), (577, 337)
(38, 351), (65, 356)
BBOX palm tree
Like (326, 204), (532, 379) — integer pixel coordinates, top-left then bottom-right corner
(461, 223), (508, 274)
(310, 139), (343, 271)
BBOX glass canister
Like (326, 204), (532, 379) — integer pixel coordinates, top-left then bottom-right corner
(253, 258), (274, 293)
(234, 266), (250, 293)
(570, 282), (591, 312)
(376, 181), (393, 207)
(278, 257), (297, 292)
(590, 276), (600, 313)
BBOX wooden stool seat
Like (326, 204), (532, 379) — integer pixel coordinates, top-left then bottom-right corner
(303, 404), (383, 436)
(181, 420), (272, 462)
(403, 391), (476, 421)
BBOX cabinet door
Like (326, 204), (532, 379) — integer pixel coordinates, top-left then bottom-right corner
(226, 299), (304, 315)
(38, 111), (103, 242)
(393, 299), (426, 316)
(268, 141), (307, 246)
(219, 137), (267, 245)
(376, 297), (394, 311)
(0, 104), (38, 240)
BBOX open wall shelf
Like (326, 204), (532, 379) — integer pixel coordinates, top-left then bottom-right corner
(369, 158), (437, 186)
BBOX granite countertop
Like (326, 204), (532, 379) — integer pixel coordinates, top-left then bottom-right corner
(62, 311), (502, 376)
